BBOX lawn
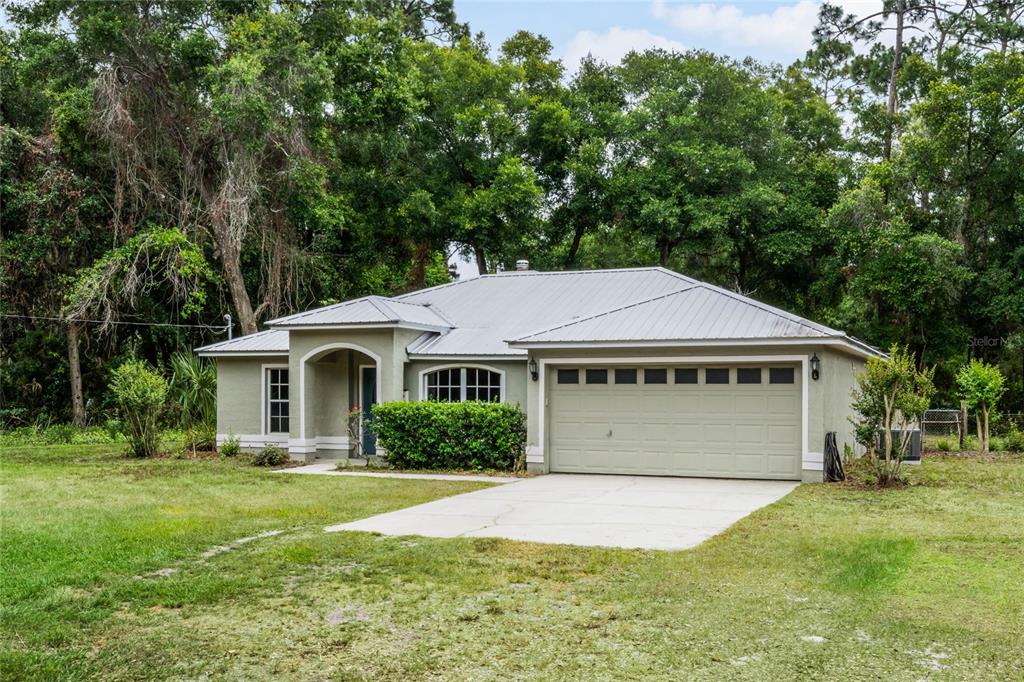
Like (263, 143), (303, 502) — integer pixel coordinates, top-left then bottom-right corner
(2, 446), (1022, 680)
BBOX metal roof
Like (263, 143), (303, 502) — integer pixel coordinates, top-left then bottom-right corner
(266, 295), (451, 330)
(398, 268), (697, 356)
(196, 268), (878, 357)
(196, 329), (289, 356)
(508, 285), (840, 344)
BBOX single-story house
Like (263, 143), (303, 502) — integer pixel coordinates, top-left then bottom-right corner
(197, 265), (879, 482)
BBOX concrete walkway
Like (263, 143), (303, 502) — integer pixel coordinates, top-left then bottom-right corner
(277, 461), (519, 484)
(325, 474), (798, 551)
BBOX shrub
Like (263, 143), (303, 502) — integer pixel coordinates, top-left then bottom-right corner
(371, 401), (526, 471)
(988, 436), (1007, 452)
(219, 434), (241, 457)
(252, 443), (288, 467)
(44, 423), (77, 444)
(181, 422), (216, 456)
(102, 418), (123, 442)
(935, 438), (953, 452)
(109, 359), (168, 457)
(169, 351), (217, 427)
(1005, 427), (1024, 453)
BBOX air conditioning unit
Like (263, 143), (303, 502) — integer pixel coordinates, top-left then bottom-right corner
(877, 429), (922, 464)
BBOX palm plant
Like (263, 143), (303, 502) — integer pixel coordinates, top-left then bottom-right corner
(169, 351), (217, 427)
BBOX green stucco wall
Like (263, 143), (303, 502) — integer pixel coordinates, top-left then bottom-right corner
(214, 355), (288, 449)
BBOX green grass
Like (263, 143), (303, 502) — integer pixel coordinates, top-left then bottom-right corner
(2, 447), (1023, 680)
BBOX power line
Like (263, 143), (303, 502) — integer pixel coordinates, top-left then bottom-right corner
(1, 313), (230, 332)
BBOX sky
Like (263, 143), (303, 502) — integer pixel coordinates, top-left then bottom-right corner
(454, 0), (883, 75)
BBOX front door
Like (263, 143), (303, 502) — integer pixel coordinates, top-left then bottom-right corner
(360, 366), (377, 455)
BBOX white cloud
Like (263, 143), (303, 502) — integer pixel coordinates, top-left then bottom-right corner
(562, 26), (687, 72)
(652, 0), (821, 53)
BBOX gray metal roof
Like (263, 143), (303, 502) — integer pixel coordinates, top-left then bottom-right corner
(398, 268), (697, 355)
(266, 295), (451, 330)
(508, 285), (840, 344)
(196, 329), (289, 355)
(196, 268), (877, 357)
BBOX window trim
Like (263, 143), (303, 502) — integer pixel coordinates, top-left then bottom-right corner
(261, 363), (290, 435)
(418, 364), (506, 402)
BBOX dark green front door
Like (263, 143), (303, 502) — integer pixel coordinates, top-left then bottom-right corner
(360, 366), (377, 455)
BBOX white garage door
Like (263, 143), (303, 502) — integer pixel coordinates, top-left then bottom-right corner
(548, 364), (802, 480)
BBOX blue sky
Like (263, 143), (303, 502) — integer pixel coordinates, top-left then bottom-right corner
(454, 0), (881, 73)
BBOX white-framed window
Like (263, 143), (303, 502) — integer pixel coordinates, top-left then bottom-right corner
(423, 366), (503, 402)
(265, 367), (290, 433)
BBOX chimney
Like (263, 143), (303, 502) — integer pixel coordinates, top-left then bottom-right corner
(515, 259), (530, 271)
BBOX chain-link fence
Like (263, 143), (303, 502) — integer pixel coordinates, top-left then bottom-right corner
(923, 409), (1024, 439)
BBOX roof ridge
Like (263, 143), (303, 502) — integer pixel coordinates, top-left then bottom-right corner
(689, 283), (841, 337)
(365, 295), (399, 321)
(267, 295), (375, 325)
(511, 285), (700, 341)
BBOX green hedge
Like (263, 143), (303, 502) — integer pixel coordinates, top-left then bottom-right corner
(370, 401), (526, 471)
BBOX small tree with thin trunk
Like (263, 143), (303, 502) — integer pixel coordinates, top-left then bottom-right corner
(956, 359), (1006, 453)
(850, 345), (934, 486)
(110, 359), (168, 458)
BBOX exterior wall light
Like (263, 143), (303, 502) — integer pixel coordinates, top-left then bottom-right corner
(528, 358), (538, 381)
(810, 353), (821, 381)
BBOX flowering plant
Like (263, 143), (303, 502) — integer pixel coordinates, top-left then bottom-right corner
(345, 404), (362, 457)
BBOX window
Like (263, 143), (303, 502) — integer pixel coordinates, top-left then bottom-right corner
(674, 367), (698, 384)
(705, 368), (729, 384)
(770, 367), (795, 384)
(644, 368), (667, 384)
(737, 367), (762, 384)
(266, 368), (289, 434)
(585, 368), (608, 384)
(614, 368), (637, 384)
(557, 368), (579, 384)
(465, 367), (502, 401)
(426, 367), (502, 402)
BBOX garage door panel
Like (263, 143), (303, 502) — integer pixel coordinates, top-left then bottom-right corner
(549, 363), (801, 480)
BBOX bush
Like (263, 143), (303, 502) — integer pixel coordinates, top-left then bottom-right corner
(219, 434), (241, 457)
(43, 423), (77, 444)
(935, 437), (953, 452)
(102, 418), (123, 442)
(109, 359), (168, 458)
(1004, 427), (1024, 453)
(371, 401), (526, 471)
(252, 443), (288, 467)
(989, 436), (1007, 452)
(182, 422), (216, 456)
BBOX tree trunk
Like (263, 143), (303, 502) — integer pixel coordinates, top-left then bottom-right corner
(220, 249), (258, 336)
(982, 406), (990, 453)
(976, 410), (983, 450)
(474, 246), (487, 276)
(67, 321), (86, 427)
(406, 241), (431, 291)
(566, 224), (586, 266)
(959, 401), (967, 449)
(882, 0), (904, 162)
(658, 238), (672, 267)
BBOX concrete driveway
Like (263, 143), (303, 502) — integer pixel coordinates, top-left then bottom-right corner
(325, 474), (798, 551)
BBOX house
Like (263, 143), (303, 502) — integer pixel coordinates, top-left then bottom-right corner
(196, 265), (879, 481)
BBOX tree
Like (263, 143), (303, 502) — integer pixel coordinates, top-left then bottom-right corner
(109, 358), (167, 458)
(851, 345), (936, 485)
(956, 359), (1006, 452)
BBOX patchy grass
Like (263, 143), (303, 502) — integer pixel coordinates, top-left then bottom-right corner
(2, 446), (1023, 680)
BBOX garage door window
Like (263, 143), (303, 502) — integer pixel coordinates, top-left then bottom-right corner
(737, 367), (762, 384)
(674, 367), (698, 384)
(705, 368), (729, 384)
(585, 368), (608, 384)
(425, 367), (502, 401)
(614, 368), (637, 384)
(644, 368), (667, 384)
(770, 367), (795, 384)
(557, 368), (579, 384)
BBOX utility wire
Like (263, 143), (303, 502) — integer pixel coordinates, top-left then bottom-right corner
(1, 313), (229, 332)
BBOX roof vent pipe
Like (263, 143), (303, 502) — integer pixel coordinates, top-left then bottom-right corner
(515, 259), (530, 271)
